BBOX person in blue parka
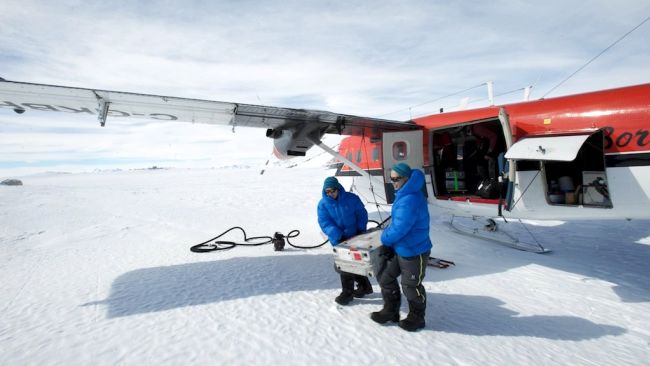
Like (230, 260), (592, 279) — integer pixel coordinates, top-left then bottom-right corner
(317, 176), (372, 305)
(370, 163), (432, 332)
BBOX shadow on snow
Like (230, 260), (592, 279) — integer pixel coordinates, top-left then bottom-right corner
(84, 253), (625, 341)
(432, 216), (650, 304)
(84, 254), (338, 318)
(426, 293), (625, 340)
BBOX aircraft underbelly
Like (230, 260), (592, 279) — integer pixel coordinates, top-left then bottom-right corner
(430, 199), (498, 217)
(342, 166), (650, 220)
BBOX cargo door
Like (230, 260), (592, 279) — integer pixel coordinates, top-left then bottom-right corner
(505, 130), (612, 208)
(382, 130), (424, 203)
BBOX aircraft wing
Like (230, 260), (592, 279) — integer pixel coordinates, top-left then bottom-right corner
(0, 79), (418, 157)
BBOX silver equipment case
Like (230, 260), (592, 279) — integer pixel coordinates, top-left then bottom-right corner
(332, 229), (384, 278)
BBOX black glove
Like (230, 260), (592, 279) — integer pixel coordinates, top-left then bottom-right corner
(379, 245), (395, 260)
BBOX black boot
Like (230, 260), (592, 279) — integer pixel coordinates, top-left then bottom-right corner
(353, 276), (374, 298)
(335, 291), (354, 305)
(335, 273), (355, 305)
(398, 300), (426, 331)
(370, 291), (400, 324)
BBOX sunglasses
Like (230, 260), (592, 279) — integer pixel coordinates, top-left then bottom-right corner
(325, 188), (338, 194)
(390, 176), (404, 183)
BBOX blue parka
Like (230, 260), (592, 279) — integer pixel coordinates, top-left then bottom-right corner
(317, 182), (368, 246)
(381, 169), (432, 257)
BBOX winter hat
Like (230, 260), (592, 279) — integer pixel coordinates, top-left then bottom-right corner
(391, 162), (412, 178)
(323, 176), (339, 190)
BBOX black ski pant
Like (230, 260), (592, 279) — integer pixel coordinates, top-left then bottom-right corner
(377, 250), (430, 307)
(335, 265), (371, 293)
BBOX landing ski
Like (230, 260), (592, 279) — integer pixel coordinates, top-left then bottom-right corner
(427, 257), (455, 269)
(448, 215), (551, 253)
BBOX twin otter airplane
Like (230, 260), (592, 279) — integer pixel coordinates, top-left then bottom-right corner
(2, 79), (649, 236)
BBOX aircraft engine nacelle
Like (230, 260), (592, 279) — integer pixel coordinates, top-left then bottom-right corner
(266, 124), (325, 160)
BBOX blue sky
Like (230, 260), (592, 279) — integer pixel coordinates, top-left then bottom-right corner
(1, 0), (650, 175)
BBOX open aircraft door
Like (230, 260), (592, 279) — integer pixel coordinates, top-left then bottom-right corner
(382, 130), (424, 204)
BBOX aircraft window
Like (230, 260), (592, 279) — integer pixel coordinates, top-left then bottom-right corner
(346, 152), (352, 162)
(392, 142), (408, 160)
(356, 150), (362, 163)
(372, 147), (380, 161)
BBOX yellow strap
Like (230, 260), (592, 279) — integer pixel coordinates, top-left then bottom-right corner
(415, 253), (425, 299)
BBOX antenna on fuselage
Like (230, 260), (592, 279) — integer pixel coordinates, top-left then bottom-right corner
(487, 81), (494, 106)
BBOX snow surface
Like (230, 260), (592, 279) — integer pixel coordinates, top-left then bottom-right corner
(1, 167), (649, 365)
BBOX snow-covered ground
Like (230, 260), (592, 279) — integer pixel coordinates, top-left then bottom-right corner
(1, 167), (649, 365)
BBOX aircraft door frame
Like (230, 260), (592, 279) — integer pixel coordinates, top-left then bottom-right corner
(382, 130), (424, 204)
(498, 108), (515, 211)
